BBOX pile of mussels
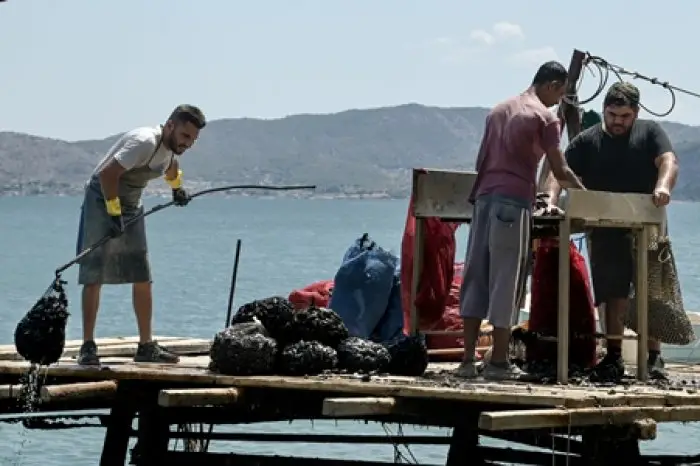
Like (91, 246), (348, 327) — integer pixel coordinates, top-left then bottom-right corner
(209, 296), (428, 377)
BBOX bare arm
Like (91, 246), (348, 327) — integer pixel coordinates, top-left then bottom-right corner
(540, 120), (585, 195)
(97, 131), (154, 206)
(98, 159), (127, 201)
(655, 152), (678, 192)
(164, 156), (179, 182)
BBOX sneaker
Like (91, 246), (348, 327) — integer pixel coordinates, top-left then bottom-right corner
(482, 361), (533, 381)
(590, 352), (625, 382)
(133, 341), (180, 364)
(454, 360), (481, 379)
(77, 340), (101, 366)
(648, 355), (668, 380)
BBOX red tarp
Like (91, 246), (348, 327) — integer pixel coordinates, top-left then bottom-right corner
(527, 238), (597, 368)
(399, 196), (465, 350)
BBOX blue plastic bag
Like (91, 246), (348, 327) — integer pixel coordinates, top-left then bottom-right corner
(329, 234), (404, 341)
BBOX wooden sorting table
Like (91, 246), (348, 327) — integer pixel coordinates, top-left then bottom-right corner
(409, 168), (666, 384)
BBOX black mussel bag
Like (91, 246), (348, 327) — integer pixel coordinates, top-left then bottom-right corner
(15, 284), (70, 366)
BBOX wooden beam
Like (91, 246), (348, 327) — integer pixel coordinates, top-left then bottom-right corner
(479, 406), (700, 431)
(537, 49), (587, 191)
(322, 397), (397, 417)
(40, 381), (117, 403)
(412, 168), (478, 220)
(158, 388), (241, 408)
(0, 384), (25, 399)
(563, 190), (666, 226)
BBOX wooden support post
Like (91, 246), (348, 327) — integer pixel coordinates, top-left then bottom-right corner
(636, 226), (650, 381)
(40, 381), (117, 403)
(557, 218), (571, 384)
(0, 384), (24, 399)
(158, 387), (240, 407)
(322, 397), (397, 417)
(536, 48), (587, 192)
(100, 383), (137, 466)
(410, 217), (425, 335)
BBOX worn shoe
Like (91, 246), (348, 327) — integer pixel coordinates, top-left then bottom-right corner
(133, 341), (180, 364)
(454, 360), (481, 379)
(77, 340), (101, 366)
(590, 353), (626, 382)
(482, 361), (534, 381)
(648, 355), (668, 380)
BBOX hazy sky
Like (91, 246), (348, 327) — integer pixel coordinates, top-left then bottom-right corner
(2, 0), (698, 141)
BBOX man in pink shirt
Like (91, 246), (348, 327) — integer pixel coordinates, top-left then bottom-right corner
(457, 61), (586, 381)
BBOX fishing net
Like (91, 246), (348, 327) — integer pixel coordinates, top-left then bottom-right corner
(627, 233), (696, 345)
(209, 321), (278, 375)
(277, 341), (338, 376)
(14, 278), (70, 366)
(382, 334), (429, 376)
(337, 337), (391, 374)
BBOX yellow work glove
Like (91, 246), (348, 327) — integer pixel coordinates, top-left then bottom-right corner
(104, 197), (125, 236)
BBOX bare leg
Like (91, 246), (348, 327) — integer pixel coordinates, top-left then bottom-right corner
(78, 284), (102, 365)
(131, 282), (180, 364)
(82, 284), (101, 342)
(490, 327), (510, 364)
(604, 298), (627, 354)
(132, 282), (153, 344)
(461, 317), (483, 364)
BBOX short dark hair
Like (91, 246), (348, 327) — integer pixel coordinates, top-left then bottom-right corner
(603, 82), (640, 109)
(532, 61), (568, 86)
(169, 104), (206, 129)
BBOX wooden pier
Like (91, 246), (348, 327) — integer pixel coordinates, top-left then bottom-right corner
(0, 337), (699, 465)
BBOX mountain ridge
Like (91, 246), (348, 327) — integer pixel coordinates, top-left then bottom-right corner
(3, 103), (700, 200)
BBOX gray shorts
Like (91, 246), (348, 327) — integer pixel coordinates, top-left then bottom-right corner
(459, 194), (532, 329)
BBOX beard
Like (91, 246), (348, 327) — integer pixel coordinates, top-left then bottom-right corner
(164, 133), (187, 155)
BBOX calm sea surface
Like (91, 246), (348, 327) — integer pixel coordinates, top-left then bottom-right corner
(1, 196), (699, 465)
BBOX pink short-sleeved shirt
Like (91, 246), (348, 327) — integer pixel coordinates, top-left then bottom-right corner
(469, 89), (561, 204)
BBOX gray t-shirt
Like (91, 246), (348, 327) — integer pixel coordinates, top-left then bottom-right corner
(92, 125), (176, 176)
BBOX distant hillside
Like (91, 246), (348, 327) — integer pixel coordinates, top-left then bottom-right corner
(2, 103), (700, 199)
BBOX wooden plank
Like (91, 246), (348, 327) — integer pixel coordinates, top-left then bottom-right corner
(322, 397), (397, 417)
(0, 336), (183, 361)
(563, 189), (666, 226)
(478, 406), (700, 431)
(0, 384), (25, 399)
(636, 227), (650, 381)
(0, 359), (691, 409)
(158, 388), (241, 407)
(411, 168), (477, 220)
(40, 380), (117, 403)
(56, 339), (211, 359)
(557, 217), (571, 384)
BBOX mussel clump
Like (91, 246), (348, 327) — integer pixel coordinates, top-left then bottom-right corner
(15, 284), (70, 366)
(209, 321), (277, 375)
(278, 341), (338, 376)
(383, 334), (429, 376)
(337, 337), (391, 374)
(230, 296), (296, 342)
(289, 306), (349, 348)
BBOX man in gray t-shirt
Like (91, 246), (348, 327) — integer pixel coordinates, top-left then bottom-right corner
(75, 104), (206, 366)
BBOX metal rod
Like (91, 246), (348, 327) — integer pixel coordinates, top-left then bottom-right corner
(225, 239), (243, 327)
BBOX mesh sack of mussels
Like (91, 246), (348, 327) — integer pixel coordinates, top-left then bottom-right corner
(209, 320), (278, 375)
(337, 337), (391, 374)
(230, 296), (297, 343)
(288, 305), (349, 348)
(382, 334), (429, 376)
(14, 280), (70, 366)
(277, 340), (338, 376)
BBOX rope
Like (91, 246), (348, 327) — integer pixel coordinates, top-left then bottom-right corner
(560, 51), (700, 118)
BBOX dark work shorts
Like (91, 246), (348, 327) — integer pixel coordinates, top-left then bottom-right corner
(589, 228), (633, 306)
